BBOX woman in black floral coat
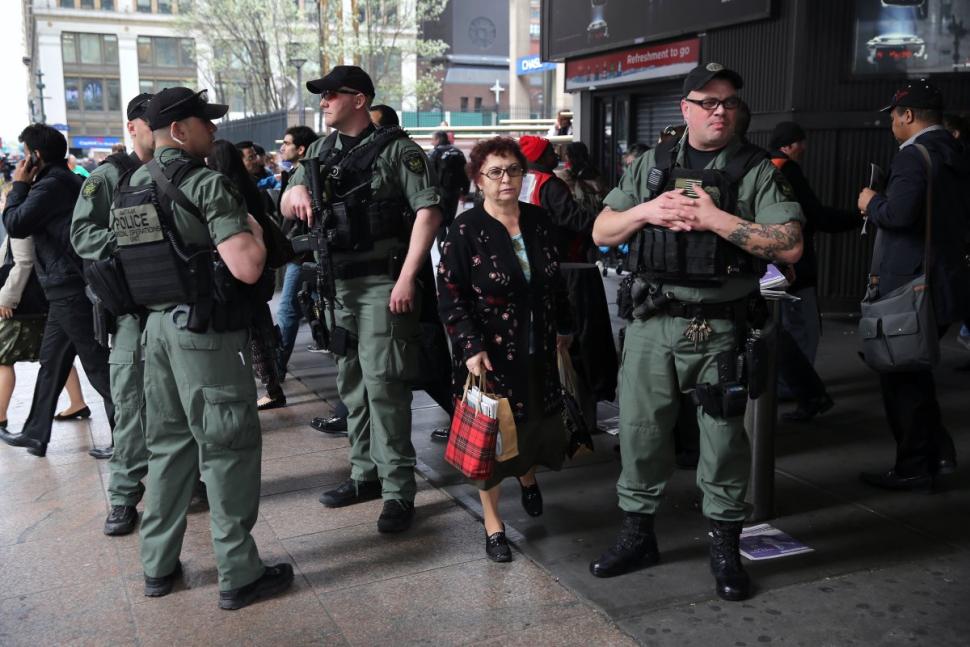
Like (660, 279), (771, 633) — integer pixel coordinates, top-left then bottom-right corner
(437, 137), (574, 563)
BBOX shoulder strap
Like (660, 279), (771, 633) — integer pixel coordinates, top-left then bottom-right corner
(338, 126), (408, 174)
(147, 159), (206, 227)
(100, 151), (140, 176)
(722, 143), (768, 184)
(315, 131), (340, 161)
(913, 144), (934, 273)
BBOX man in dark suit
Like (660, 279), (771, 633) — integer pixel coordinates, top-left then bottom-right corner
(857, 80), (970, 491)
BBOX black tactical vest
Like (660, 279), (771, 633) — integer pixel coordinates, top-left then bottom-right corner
(109, 157), (209, 307)
(310, 126), (414, 251)
(628, 138), (768, 285)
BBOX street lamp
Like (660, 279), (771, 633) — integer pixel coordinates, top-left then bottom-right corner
(22, 56), (46, 124)
(288, 54), (307, 125)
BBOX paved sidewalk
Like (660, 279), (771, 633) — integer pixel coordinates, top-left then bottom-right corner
(0, 358), (632, 646)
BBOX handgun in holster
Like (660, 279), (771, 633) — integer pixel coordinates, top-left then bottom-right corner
(690, 350), (748, 418)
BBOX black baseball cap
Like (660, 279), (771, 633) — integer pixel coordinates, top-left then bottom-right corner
(879, 79), (944, 112)
(306, 65), (375, 97)
(770, 121), (806, 150)
(682, 62), (744, 96)
(145, 87), (229, 130)
(126, 93), (154, 121)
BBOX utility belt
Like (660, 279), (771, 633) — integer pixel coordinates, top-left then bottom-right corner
(332, 253), (406, 281)
(164, 298), (253, 334)
(617, 274), (774, 419)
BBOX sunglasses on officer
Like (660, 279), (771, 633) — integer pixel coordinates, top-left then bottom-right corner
(321, 88), (363, 101)
(683, 95), (741, 111)
(159, 89), (209, 115)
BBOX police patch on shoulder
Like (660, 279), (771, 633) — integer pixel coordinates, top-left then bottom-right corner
(82, 175), (104, 199)
(403, 151), (426, 175)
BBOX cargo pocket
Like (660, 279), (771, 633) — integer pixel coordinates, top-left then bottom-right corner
(201, 385), (259, 450)
(108, 349), (142, 409)
(384, 318), (422, 383)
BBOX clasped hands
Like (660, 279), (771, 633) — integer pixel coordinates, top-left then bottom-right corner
(636, 189), (723, 232)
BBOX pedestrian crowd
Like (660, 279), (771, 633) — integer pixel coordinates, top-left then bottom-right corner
(0, 61), (967, 610)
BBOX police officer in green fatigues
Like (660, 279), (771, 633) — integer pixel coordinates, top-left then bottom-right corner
(112, 87), (292, 609)
(589, 64), (804, 601)
(281, 66), (442, 533)
(70, 93), (155, 536)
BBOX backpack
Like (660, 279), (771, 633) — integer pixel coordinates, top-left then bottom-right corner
(432, 145), (469, 195)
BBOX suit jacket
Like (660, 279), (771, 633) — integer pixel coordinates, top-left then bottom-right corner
(437, 202), (573, 422)
(865, 128), (970, 325)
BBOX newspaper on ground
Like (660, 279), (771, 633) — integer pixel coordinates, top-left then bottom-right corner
(738, 523), (814, 561)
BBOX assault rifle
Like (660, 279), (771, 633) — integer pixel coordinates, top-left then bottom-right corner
(291, 157), (337, 351)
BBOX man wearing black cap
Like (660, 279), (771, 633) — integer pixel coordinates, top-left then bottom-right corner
(856, 80), (969, 492)
(281, 66), (442, 533)
(116, 87), (292, 609)
(768, 121), (860, 421)
(70, 93), (158, 535)
(591, 63), (805, 601)
(0, 124), (115, 459)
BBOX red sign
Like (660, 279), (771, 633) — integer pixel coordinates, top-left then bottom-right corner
(565, 37), (700, 91)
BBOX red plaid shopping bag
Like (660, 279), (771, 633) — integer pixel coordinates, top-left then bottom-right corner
(444, 373), (499, 480)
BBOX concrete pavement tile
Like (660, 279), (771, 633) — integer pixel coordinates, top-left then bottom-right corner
(259, 448), (351, 497)
(0, 459), (106, 509)
(0, 577), (136, 647)
(615, 552), (970, 647)
(473, 611), (637, 647)
(0, 494), (107, 546)
(318, 556), (594, 646)
(281, 495), (483, 595)
(0, 530), (122, 598)
(129, 570), (343, 647)
(259, 422), (349, 461)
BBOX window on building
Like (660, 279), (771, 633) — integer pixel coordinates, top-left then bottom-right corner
(106, 79), (121, 111)
(79, 0), (95, 8)
(155, 38), (178, 66)
(82, 79), (103, 111)
(474, 97), (483, 112)
(102, 0), (114, 9)
(60, 0), (74, 7)
(62, 32), (119, 67)
(62, 33), (77, 64)
(65, 78), (80, 110)
(157, 0), (173, 14)
(79, 33), (102, 64)
(137, 36), (196, 68)
(137, 0), (152, 12)
(460, 97), (468, 112)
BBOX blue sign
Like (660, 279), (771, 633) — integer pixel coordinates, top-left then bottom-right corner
(516, 55), (556, 76)
(72, 136), (122, 148)
(52, 123), (69, 132)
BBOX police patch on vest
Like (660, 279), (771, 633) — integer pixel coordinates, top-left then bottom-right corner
(111, 203), (164, 246)
(403, 151), (426, 175)
(82, 176), (104, 199)
(776, 174), (796, 200)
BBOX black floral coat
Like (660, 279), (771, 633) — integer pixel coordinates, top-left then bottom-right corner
(437, 202), (574, 422)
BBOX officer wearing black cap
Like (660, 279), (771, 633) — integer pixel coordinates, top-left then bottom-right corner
(70, 92), (156, 535)
(115, 87), (293, 609)
(857, 79), (969, 492)
(590, 62), (804, 600)
(281, 66), (442, 533)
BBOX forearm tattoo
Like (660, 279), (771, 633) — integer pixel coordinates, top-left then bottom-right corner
(726, 221), (802, 261)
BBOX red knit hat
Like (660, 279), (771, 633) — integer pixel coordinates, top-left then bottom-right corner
(518, 135), (550, 162)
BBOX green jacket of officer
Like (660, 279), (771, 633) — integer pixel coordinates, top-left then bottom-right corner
(588, 63), (804, 602)
(281, 66), (441, 534)
(69, 93), (154, 536)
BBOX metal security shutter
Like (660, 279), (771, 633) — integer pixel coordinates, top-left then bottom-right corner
(633, 85), (684, 147)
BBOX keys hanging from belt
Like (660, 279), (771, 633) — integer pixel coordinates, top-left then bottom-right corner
(683, 316), (713, 350)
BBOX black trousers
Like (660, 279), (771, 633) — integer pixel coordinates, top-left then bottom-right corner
(22, 292), (114, 444)
(879, 366), (955, 477)
(777, 327), (828, 407)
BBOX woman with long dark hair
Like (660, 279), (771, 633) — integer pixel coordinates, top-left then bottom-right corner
(207, 140), (286, 411)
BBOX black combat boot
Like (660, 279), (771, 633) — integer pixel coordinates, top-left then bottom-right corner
(589, 512), (659, 578)
(709, 519), (752, 601)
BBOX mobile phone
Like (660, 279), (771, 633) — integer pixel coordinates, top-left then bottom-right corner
(24, 151), (39, 171)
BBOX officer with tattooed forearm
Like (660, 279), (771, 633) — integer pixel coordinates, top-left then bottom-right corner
(590, 63), (804, 601)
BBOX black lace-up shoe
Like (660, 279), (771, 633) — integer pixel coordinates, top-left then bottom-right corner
(144, 561), (182, 598)
(319, 478), (382, 508)
(377, 499), (415, 533)
(709, 519), (752, 601)
(590, 512), (660, 578)
(103, 505), (138, 536)
(518, 479), (543, 517)
(218, 563), (294, 610)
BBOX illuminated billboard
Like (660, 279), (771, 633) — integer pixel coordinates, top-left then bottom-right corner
(853, 0), (970, 75)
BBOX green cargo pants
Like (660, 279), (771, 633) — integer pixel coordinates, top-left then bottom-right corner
(106, 314), (149, 507)
(617, 314), (751, 521)
(334, 275), (421, 503)
(139, 311), (265, 590)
